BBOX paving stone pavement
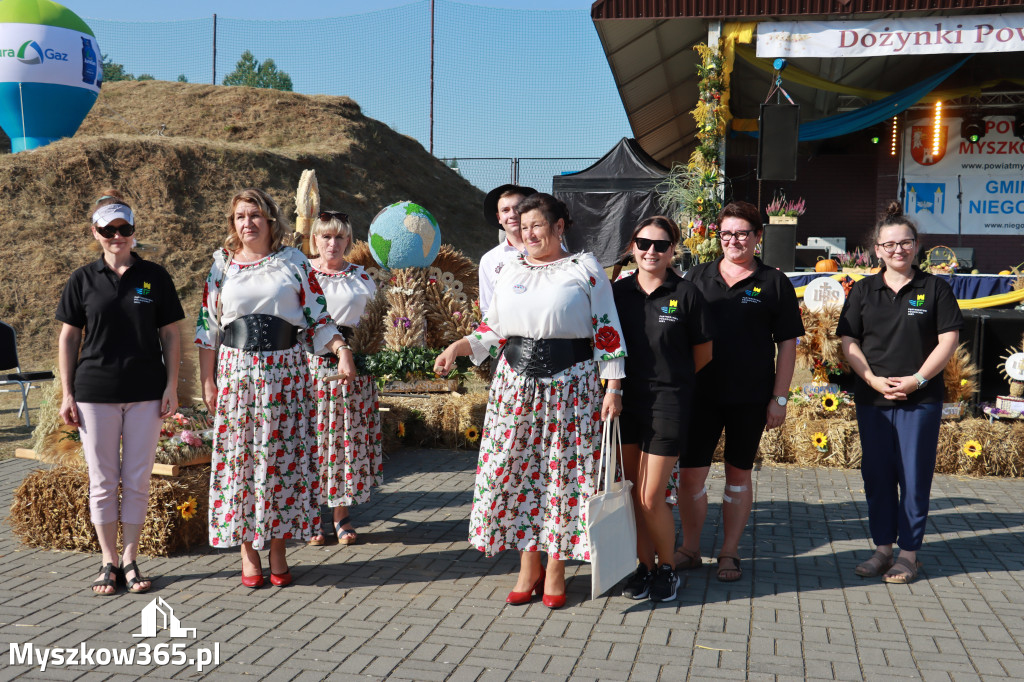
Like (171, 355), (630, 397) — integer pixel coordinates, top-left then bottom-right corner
(1, 449), (1023, 681)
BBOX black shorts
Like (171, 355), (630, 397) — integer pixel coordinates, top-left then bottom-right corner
(683, 402), (767, 471)
(619, 409), (689, 458)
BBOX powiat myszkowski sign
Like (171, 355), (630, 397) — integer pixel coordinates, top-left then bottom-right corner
(902, 116), (1024, 236)
(757, 14), (1024, 58)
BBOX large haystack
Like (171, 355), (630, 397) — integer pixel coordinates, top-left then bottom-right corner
(0, 80), (487, 367)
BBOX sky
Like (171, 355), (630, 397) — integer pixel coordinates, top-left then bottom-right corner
(52, 0), (631, 193)
(68, 0), (597, 21)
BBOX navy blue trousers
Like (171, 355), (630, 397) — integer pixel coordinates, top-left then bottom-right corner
(855, 402), (942, 551)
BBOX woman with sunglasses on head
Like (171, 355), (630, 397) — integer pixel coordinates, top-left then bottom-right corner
(433, 193), (626, 609)
(196, 189), (354, 588)
(837, 202), (961, 584)
(677, 201), (804, 582)
(610, 216), (713, 602)
(305, 211), (380, 547)
(57, 189), (184, 595)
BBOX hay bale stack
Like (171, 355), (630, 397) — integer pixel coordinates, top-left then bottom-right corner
(380, 392), (487, 450)
(10, 465), (209, 556)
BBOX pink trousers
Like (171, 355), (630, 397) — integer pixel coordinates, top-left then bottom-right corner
(77, 401), (162, 525)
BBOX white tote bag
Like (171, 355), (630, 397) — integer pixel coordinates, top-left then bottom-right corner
(585, 416), (637, 600)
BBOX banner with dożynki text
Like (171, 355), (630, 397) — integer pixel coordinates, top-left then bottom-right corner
(902, 115), (1024, 236)
(757, 14), (1024, 58)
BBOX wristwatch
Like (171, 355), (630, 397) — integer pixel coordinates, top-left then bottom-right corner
(913, 372), (928, 389)
(606, 388), (623, 396)
(773, 395), (788, 407)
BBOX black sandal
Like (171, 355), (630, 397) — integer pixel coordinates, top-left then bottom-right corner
(91, 562), (119, 596)
(335, 516), (358, 546)
(120, 560), (152, 594)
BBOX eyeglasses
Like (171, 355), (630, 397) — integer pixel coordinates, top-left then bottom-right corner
(319, 211), (349, 223)
(719, 230), (753, 242)
(95, 223), (136, 238)
(876, 239), (915, 254)
(634, 237), (672, 253)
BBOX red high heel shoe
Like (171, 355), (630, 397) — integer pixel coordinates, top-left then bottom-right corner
(270, 571), (292, 587)
(505, 576), (544, 605)
(542, 592), (566, 609)
(241, 570), (264, 588)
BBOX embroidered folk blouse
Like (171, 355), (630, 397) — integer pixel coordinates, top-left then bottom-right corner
(312, 263), (377, 328)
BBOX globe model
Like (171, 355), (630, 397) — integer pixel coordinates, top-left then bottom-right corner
(368, 201), (441, 270)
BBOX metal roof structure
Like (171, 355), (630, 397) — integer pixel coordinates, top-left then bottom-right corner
(591, 0), (1024, 165)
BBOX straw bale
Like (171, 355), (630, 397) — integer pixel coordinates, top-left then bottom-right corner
(380, 391), (488, 450)
(9, 465), (209, 556)
(782, 417), (863, 469)
(935, 418), (1024, 477)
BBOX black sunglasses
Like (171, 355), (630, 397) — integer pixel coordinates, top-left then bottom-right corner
(95, 223), (136, 238)
(634, 237), (672, 253)
(319, 211), (350, 223)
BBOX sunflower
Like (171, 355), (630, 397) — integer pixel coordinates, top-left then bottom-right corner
(464, 426), (480, 443)
(812, 432), (828, 451)
(397, 422), (406, 438)
(963, 439), (982, 458)
(177, 496), (197, 520)
(821, 393), (839, 411)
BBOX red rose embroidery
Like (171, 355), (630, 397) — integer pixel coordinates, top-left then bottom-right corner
(594, 325), (620, 352)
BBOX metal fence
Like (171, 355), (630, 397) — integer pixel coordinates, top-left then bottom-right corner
(85, 2), (630, 192)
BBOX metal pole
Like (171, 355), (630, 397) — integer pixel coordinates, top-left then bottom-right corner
(212, 14), (217, 85)
(429, 0), (435, 155)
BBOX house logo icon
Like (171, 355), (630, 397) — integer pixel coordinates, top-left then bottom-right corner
(133, 597), (197, 639)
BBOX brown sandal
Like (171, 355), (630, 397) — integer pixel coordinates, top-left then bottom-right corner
(854, 550), (894, 577)
(882, 556), (921, 584)
(716, 555), (742, 582)
(673, 547), (702, 570)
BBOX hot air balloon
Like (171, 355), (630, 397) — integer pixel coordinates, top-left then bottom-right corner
(0, 0), (101, 152)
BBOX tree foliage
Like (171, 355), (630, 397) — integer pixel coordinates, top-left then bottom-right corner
(222, 50), (293, 91)
(101, 54), (133, 82)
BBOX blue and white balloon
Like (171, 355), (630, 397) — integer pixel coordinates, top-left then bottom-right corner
(0, 0), (101, 152)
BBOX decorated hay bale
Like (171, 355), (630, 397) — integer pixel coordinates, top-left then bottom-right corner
(935, 418), (1024, 477)
(380, 392), (487, 451)
(10, 465), (209, 557)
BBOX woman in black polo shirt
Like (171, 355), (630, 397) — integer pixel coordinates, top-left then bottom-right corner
(837, 202), (961, 584)
(678, 201), (804, 582)
(609, 216), (712, 602)
(57, 191), (184, 595)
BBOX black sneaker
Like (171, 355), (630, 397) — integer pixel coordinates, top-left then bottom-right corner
(649, 564), (679, 602)
(621, 564), (652, 600)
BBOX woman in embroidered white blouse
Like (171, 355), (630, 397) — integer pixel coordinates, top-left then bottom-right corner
(195, 188), (355, 589)
(434, 193), (626, 609)
(306, 211), (381, 547)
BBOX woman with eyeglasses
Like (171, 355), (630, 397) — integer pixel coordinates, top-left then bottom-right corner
(57, 189), (184, 595)
(610, 216), (713, 602)
(677, 201), (804, 582)
(433, 193), (626, 609)
(305, 211), (380, 547)
(196, 189), (354, 588)
(837, 202), (961, 584)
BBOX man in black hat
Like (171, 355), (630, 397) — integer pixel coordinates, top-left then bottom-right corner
(478, 184), (537, 318)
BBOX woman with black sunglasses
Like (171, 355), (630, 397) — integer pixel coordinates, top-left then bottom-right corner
(56, 189), (185, 595)
(610, 216), (713, 602)
(305, 211), (380, 547)
(677, 201), (803, 583)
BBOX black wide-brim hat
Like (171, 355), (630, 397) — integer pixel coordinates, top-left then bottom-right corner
(483, 184), (538, 228)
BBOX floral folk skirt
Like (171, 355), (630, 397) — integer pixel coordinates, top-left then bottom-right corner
(208, 344), (319, 550)
(470, 355), (603, 561)
(308, 353), (382, 507)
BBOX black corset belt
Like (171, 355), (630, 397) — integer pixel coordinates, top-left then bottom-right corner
(503, 336), (592, 378)
(222, 314), (298, 352)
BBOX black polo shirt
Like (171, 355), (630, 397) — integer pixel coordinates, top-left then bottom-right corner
(56, 253), (185, 403)
(612, 270), (713, 416)
(836, 266), (962, 407)
(685, 257), (804, 405)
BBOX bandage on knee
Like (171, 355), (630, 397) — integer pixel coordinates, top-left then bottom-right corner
(723, 484), (748, 504)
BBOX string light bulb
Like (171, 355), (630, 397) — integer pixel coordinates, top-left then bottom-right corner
(891, 116), (899, 156)
(932, 101), (942, 158)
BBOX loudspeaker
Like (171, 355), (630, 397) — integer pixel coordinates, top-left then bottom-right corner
(960, 310), (1024, 402)
(761, 223), (795, 272)
(758, 104), (799, 181)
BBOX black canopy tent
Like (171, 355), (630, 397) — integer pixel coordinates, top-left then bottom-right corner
(553, 137), (669, 268)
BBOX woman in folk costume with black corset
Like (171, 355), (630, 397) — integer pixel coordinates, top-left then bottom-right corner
(434, 193), (626, 609)
(305, 210), (381, 547)
(196, 188), (354, 588)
